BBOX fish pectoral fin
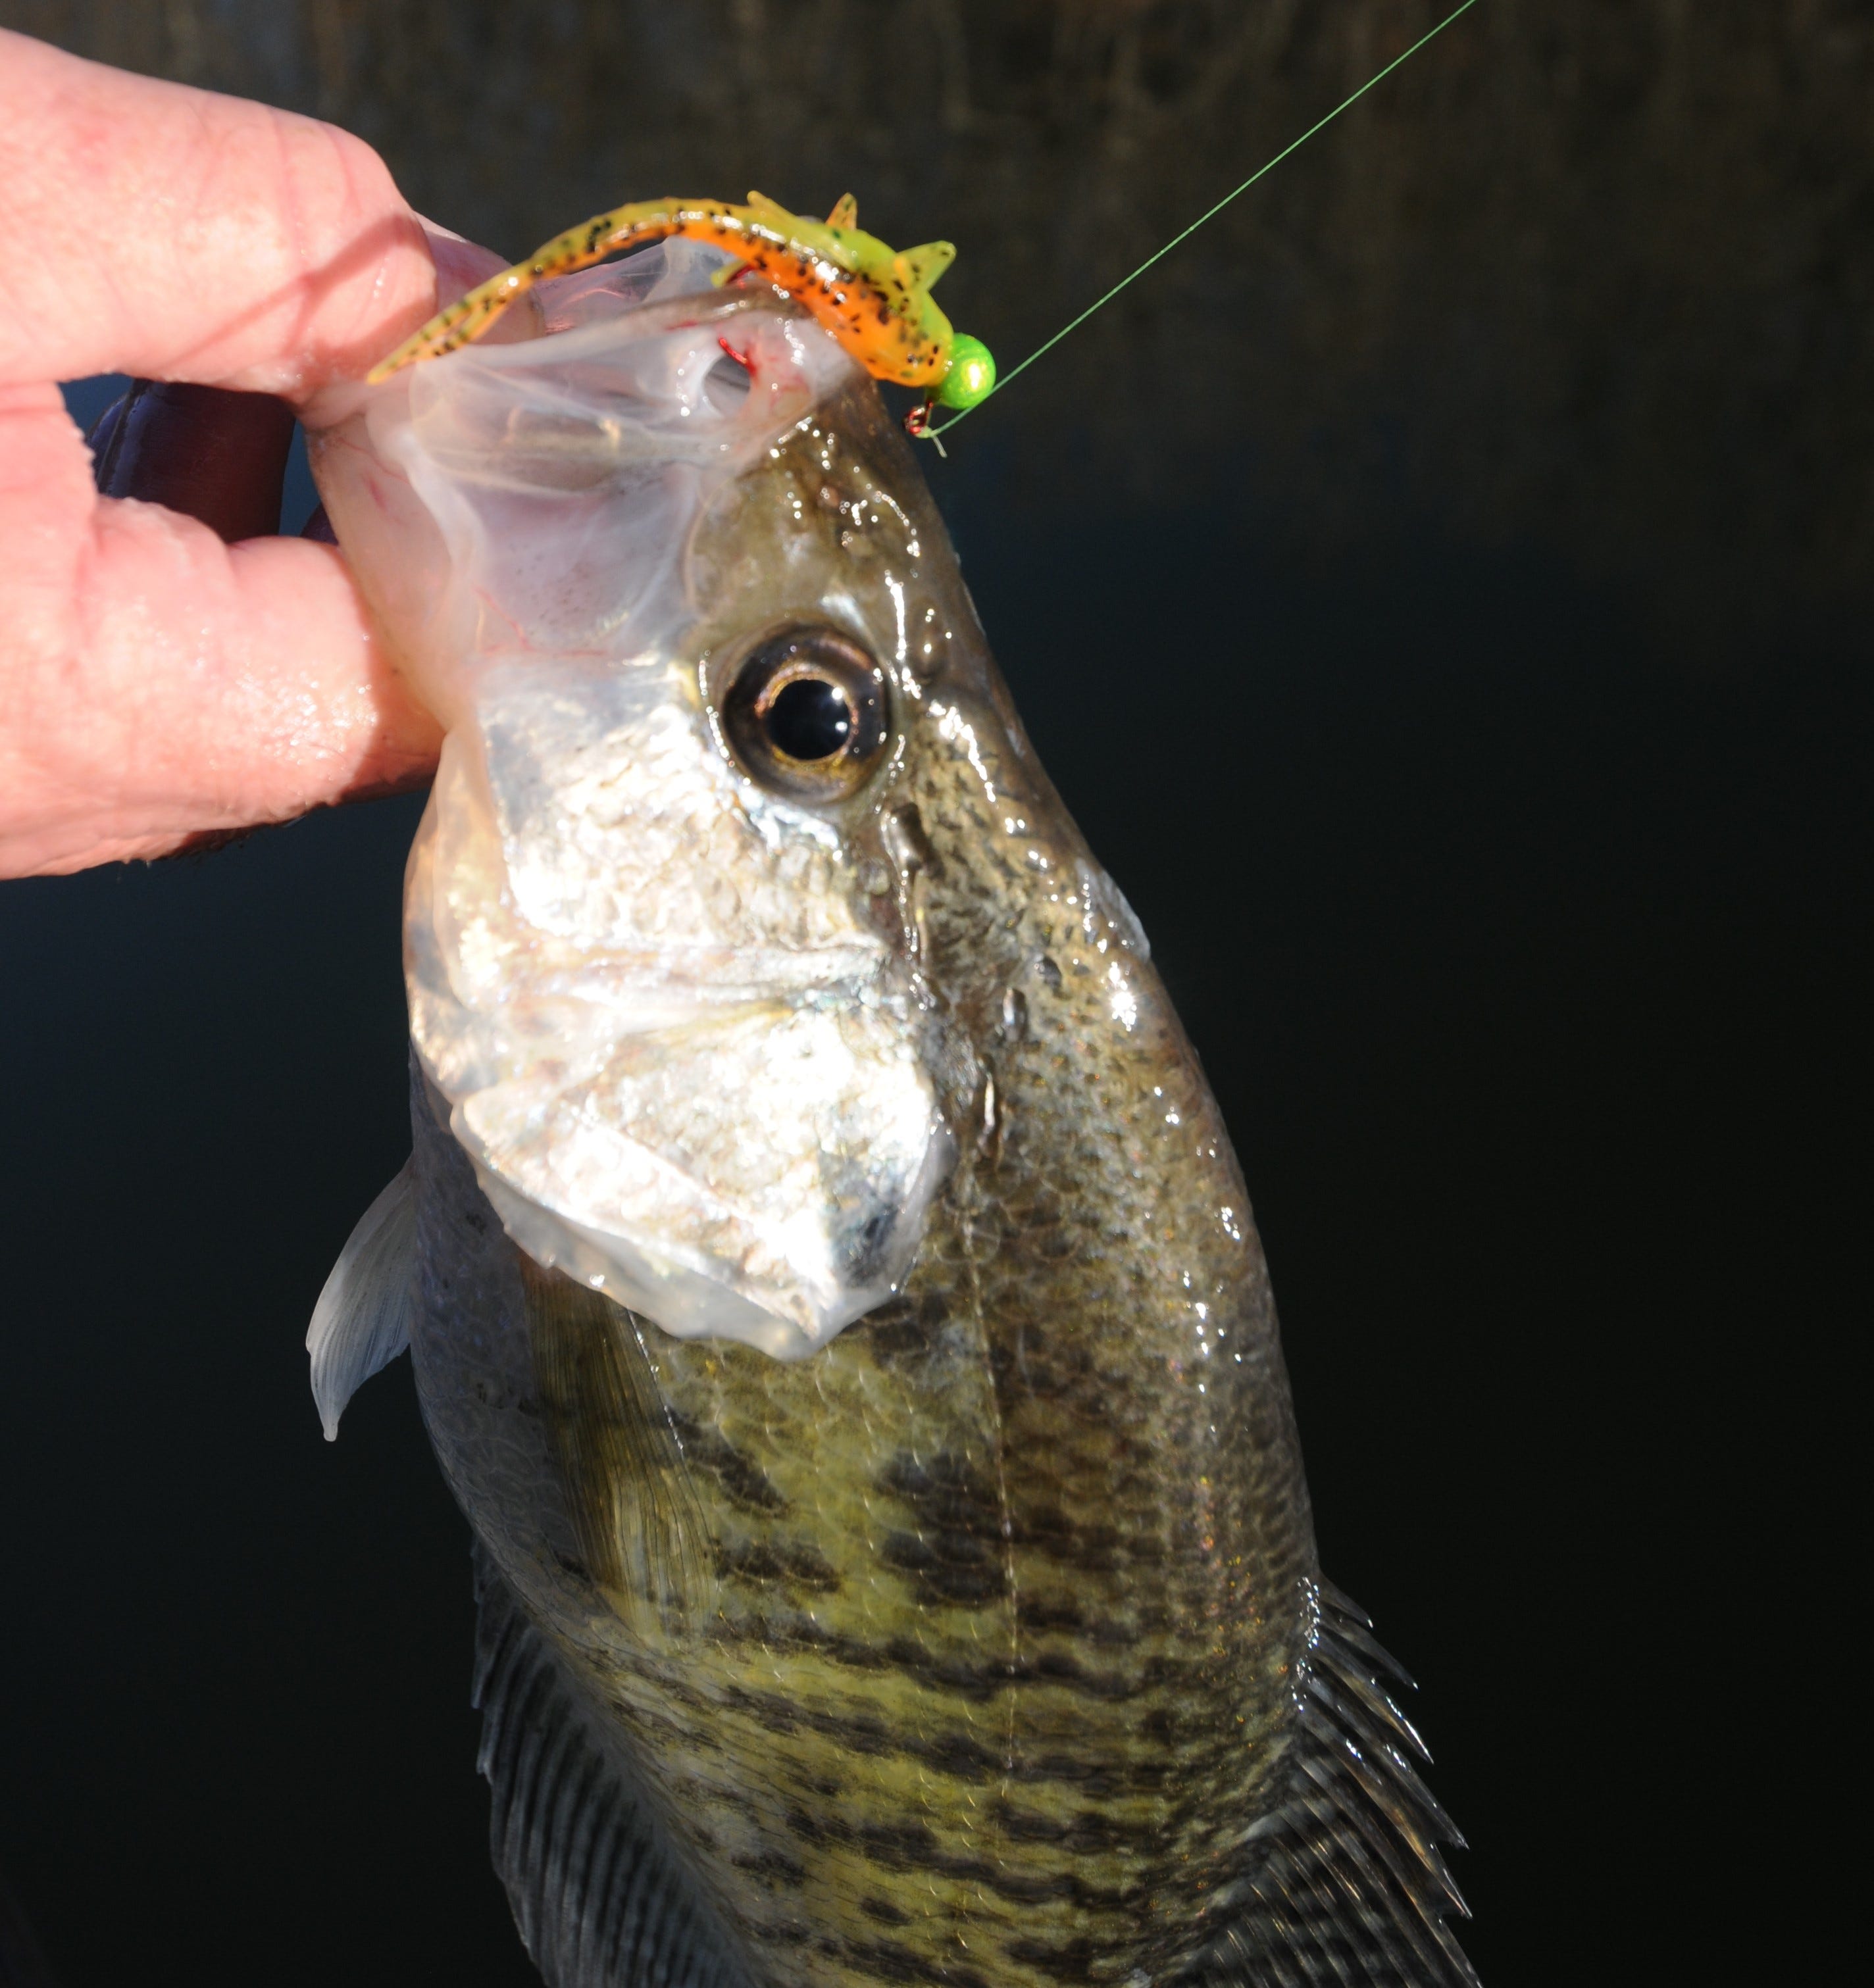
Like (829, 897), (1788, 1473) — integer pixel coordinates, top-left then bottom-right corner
(825, 191), (859, 230)
(894, 239), (955, 295)
(306, 1159), (417, 1441)
(1202, 1579), (1479, 1987)
(522, 1260), (715, 1632)
(472, 1547), (749, 1988)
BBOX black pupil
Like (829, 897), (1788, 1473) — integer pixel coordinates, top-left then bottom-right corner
(767, 676), (853, 760)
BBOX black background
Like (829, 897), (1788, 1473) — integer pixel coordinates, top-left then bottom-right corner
(1, 5), (1867, 1985)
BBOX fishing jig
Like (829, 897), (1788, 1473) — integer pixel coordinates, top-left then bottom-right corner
(368, 189), (997, 426)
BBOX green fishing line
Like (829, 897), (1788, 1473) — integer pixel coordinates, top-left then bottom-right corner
(922, 0), (1482, 441)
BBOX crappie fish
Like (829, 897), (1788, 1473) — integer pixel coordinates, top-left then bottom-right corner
(304, 244), (1473, 1988)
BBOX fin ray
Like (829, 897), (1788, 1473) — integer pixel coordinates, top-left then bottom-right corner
(1303, 1672), (1460, 1847)
(1194, 1583), (1478, 1987)
(472, 1549), (749, 1988)
(307, 1160), (417, 1440)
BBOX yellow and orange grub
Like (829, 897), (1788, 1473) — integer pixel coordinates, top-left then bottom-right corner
(369, 191), (996, 412)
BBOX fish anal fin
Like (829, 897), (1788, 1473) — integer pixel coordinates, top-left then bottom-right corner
(826, 192), (859, 230)
(520, 1260), (714, 1635)
(471, 1548), (750, 1988)
(307, 1160), (417, 1441)
(894, 240), (955, 294)
(1200, 1583), (1479, 1987)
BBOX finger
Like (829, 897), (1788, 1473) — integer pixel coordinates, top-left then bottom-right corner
(91, 382), (297, 543)
(0, 383), (441, 878)
(0, 30), (474, 395)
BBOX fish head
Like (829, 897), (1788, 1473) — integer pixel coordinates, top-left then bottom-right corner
(309, 248), (1098, 1361)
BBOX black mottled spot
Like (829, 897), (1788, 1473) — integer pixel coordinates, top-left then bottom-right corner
(747, 1915), (815, 1948)
(857, 1293), (945, 1366)
(988, 1866), (1079, 1906)
(731, 1847), (807, 1888)
(878, 1452), (1011, 1606)
(857, 1818), (938, 1871)
(1010, 1504), (1123, 1576)
(717, 1537), (842, 1593)
(998, 1805), (1069, 1845)
(880, 1530), (1007, 1607)
(730, 1689), (799, 1738)
(1012, 1752), (1128, 1799)
(1086, 1612), (1146, 1649)
(1059, 1808), (1144, 1855)
(882, 1451), (1002, 1533)
(670, 1413), (786, 1510)
(1003, 1933), (1102, 1983)
(1015, 1594), (1085, 1634)
(880, 1635), (1013, 1705)
(921, 1728), (1001, 1781)
(819, 1627), (887, 1670)
(742, 1695), (898, 1759)
(996, 1801), (1145, 1858)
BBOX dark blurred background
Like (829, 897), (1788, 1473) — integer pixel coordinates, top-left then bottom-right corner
(1, 3), (1866, 1985)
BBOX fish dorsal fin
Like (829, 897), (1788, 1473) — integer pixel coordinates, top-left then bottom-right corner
(893, 239), (955, 294)
(1201, 1580), (1479, 1986)
(307, 1160), (417, 1441)
(472, 1547), (752, 1988)
(825, 191), (859, 230)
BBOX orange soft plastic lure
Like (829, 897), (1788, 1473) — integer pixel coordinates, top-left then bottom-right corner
(368, 191), (996, 414)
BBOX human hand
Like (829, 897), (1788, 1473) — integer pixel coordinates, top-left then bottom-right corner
(0, 30), (505, 878)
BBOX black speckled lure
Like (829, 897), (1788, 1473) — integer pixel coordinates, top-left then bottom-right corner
(370, 188), (996, 418)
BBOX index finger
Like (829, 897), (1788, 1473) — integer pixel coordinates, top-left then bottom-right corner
(0, 29), (447, 396)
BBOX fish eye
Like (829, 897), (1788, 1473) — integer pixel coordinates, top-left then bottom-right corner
(722, 628), (890, 802)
